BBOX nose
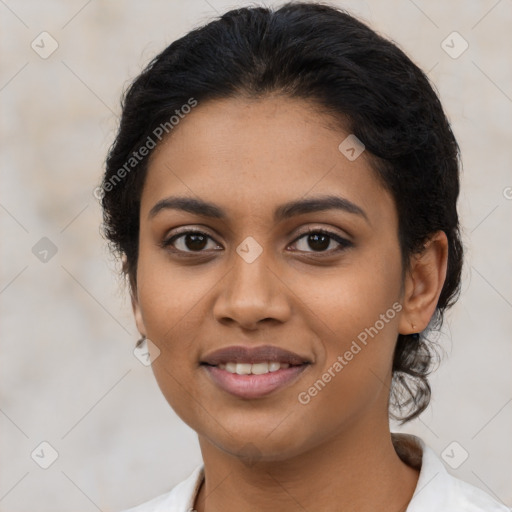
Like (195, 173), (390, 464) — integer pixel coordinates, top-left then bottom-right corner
(212, 248), (292, 330)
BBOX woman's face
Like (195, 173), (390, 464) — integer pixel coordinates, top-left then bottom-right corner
(132, 95), (408, 461)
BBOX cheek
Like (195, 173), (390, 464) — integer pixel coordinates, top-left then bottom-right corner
(135, 256), (208, 399)
(136, 243), (216, 347)
(292, 240), (403, 344)
(135, 234), (239, 426)
(293, 302), (401, 447)
(291, 246), (403, 418)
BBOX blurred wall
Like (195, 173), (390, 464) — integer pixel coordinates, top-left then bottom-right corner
(1, 0), (511, 510)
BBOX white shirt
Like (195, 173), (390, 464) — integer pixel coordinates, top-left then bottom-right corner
(121, 434), (509, 511)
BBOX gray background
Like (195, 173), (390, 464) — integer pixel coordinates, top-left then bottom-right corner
(1, 0), (511, 510)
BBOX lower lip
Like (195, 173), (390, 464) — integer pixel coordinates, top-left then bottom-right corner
(202, 364), (309, 399)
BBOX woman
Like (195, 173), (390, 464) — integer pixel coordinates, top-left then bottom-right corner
(100, 3), (507, 511)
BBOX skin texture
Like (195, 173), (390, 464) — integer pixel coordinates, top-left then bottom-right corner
(130, 95), (448, 512)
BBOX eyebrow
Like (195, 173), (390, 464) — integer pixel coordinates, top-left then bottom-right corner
(148, 194), (369, 224)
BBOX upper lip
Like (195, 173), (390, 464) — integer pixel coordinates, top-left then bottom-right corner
(200, 345), (312, 366)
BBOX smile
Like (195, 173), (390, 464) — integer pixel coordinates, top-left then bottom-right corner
(202, 362), (309, 399)
(217, 361), (291, 374)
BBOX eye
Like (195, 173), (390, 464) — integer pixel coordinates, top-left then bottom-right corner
(160, 230), (222, 253)
(160, 227), (352, 256)
(289, 228), (352, 254)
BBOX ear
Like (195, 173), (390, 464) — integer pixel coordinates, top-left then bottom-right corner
(398, 231), (448, 335)
(130, 283), (146, 338)
(124, 256), (146, 338)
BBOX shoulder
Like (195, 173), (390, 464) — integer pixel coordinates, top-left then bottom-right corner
(444, 475), (510, 511)
(120, 491), (170, 512)
(392, 434), (509, 512)
(119, 465), (204, 512)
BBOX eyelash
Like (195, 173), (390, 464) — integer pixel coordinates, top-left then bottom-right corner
(160, 227), (352, 256)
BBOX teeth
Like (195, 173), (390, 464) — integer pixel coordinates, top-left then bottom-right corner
(268, 362), (281, 372)
(235, 363), (252, 375)
(217, 361), (292, 375)
(225, 362), (237, 373)
(251, 362), (270, 375)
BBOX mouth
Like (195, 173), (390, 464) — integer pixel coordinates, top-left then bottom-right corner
(200, 345), (312, 399)
(208, 361), (296, 375)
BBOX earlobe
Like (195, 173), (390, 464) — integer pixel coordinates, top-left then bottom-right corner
(398, 231), (448, 335)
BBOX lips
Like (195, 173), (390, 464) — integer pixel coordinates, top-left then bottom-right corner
(200, 345), (312, 399)
(200, 345), (312, 366)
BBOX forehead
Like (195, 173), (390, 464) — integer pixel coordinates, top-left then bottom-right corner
(141, 95), (395, 225)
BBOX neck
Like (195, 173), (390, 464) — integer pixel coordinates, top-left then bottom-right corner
(193, 422), (419, 512)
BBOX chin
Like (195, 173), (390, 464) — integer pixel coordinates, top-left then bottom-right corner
(206, 423), (312, 463)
